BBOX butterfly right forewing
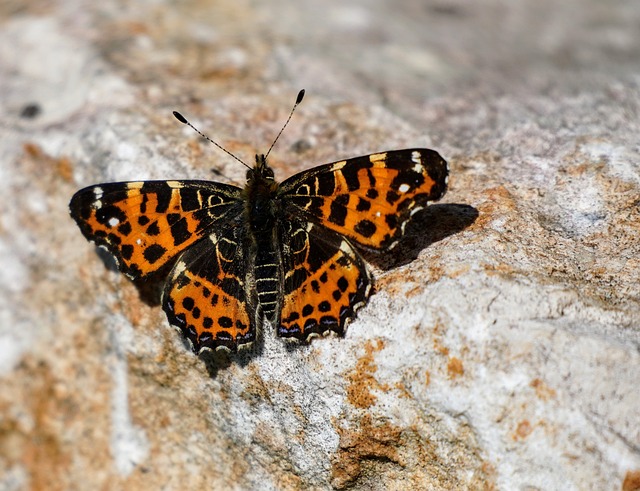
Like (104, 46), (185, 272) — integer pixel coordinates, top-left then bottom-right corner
(279, 148), (448, 251)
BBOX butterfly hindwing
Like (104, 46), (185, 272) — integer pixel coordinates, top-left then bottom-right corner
(279, 148), (448, 251)
(70, 180), (241, 278)
(162, 214), (260, 353)
(277, 219), (372, 341)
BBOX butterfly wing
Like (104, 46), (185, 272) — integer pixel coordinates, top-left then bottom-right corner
(69, 180), (242, 279)
(279, 149), (448, 250)
(277, 219), (372, 341)
(162, 214), (260, 353)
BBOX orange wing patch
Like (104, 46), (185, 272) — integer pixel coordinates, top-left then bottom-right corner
(278, 222), (371, 340)
(70, 180), (241, 278)
(281, 149), (448, 250)
(162, 223), (259, 352)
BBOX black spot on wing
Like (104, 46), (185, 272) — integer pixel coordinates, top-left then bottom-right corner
(139, 194), (149, 214)
(95, 205), (126, 225)
(341, 159), (368, 191)
(144, 182), (171, 213)
(117, 222), (132, 236)
(166, 213), (181, 225)
(390, 170), (424, 192)
(337, 276), (348, 292)
(146, 221), (160, 236)
(386, 190), (400, 204)
(179, 187), (200, 212)
(354, 219), (376, 238)
(316, 173), (335, 196)
(356, 198), (371, 212)
(385, 213), (398, 230)
(328, 194), (349, 226)
(366, 188), (379, 200)
(143, 244), (166, 264)
(182, 296), (195, 311)
(171, 218), (191, 246)
(121, 244), (134, 260)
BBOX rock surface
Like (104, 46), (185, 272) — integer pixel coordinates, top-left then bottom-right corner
(1, 1), (639, 490)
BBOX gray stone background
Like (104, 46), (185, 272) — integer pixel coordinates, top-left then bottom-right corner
(1, 1), (639, 490)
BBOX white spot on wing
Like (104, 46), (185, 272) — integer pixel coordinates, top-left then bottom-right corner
(93, 186), (104, 199)
(172, 260), (187, 277)
(411, 151), (421, 163)
(339, 239), (353, 254)
(108, 217), (120, 227)
(398, 183), (410, 193)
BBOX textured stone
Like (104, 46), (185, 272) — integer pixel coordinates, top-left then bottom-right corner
(1, 1), (639, 490)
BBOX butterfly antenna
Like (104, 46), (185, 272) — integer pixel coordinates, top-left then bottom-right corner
(264, 89), (305, 160)
(172, 110), (251, 170)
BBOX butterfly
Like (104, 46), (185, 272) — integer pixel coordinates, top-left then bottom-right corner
(69, 90), (448, 353)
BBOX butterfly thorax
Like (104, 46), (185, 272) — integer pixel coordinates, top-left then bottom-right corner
(243, 154), (280, 234)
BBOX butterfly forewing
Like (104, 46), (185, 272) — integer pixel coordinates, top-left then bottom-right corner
(279, 149), (448, 251)
(70, 180), (242, 278)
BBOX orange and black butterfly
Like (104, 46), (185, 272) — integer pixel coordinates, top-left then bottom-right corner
(70, 90), (448, 353)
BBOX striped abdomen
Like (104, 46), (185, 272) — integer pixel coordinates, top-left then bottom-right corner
(254, 242), (280, 321)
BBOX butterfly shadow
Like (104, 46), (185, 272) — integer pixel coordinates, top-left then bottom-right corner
(198, 323), (315, 378)
(198, 343), (258, 378)
(361, 203), (479, 270)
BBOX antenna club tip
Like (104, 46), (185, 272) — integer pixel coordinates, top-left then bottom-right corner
(173, 111), (188, 124)
(296, 89), (305, 104)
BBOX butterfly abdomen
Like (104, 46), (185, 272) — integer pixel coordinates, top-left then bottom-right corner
(250, 191), (281, 321)
(254, 242), (280, 321)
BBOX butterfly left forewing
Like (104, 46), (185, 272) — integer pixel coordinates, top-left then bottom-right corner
(70, 180), (241, 279)
(279, 148), (448, 251)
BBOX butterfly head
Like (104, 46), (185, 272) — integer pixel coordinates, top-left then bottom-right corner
(248, 154), (275, 182)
